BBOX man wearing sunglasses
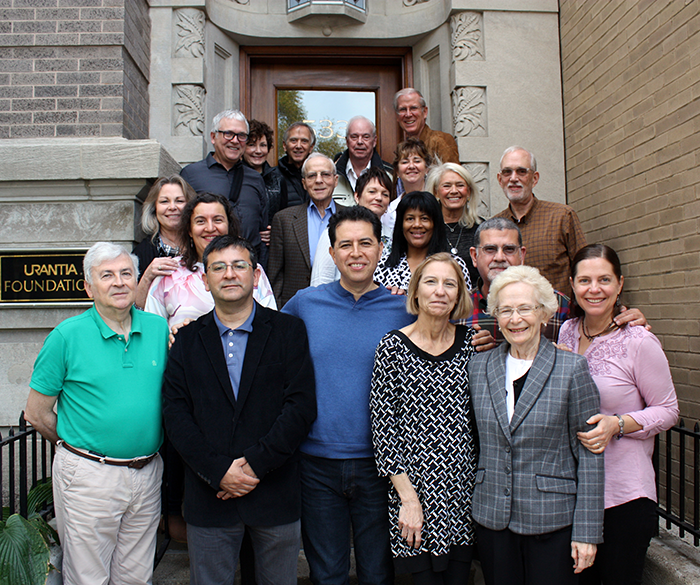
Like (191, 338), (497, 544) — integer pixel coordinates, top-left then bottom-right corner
(162, 235), (316, 585)
(493, 146), (586, 298)
(181, 110), (267, 259)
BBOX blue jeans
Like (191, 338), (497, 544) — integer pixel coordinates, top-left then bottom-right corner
(187, 520), (300, 585)
(300, 454), (393, 585)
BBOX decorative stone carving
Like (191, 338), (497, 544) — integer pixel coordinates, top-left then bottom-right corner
(173, 85), (205, 136)
(452, 87), (487, 137)
(450, 12), (484, 61)
(233, 0), (249, 4)
(464, 163), (490, 216)
(174, 9), (205, 58)
(403, 0), (430, 6)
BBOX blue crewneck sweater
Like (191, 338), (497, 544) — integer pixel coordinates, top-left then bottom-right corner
(283, 281), (414, 458)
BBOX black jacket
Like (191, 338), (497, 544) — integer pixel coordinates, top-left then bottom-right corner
(277, 155), (307, 207)
(162, 304), (317, 527)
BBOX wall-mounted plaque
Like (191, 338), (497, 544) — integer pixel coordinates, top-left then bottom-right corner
(0, 251), (89, 303)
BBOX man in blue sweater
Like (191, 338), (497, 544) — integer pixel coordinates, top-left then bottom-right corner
(283, 206), (413, 585)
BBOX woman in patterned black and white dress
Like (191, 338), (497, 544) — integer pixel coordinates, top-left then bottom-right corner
(374, 191), (471, 293)
(370, 253), (477, 585)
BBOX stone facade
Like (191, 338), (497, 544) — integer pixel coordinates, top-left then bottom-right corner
(559, 0), (700, 419)
(0, 0), (150, 139)
(0, 0), (568, 425)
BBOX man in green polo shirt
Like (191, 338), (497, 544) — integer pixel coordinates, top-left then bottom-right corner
(25, 242), (169, 585)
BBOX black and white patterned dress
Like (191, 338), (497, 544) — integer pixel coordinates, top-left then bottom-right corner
(370, 325), (477, 571)
(373, 251), (472, 292)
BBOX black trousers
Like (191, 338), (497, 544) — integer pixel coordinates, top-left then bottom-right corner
(579, 497), (657, 585)
(475, 524), (579, 585)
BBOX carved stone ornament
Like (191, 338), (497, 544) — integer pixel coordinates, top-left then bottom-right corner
(174, 8), (205, 58)
(232, 0), (249, 3)
(403, 0), (430, 6)
(451, 12), (484, 61)
(452, 87), (487, 137)
(174, 85), (205, 136)
(464, 163), (490, 217)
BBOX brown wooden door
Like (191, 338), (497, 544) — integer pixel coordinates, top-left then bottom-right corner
(240, 47), (412, 164)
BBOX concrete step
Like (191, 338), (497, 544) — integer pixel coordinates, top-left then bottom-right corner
(154, 523), (700, 585)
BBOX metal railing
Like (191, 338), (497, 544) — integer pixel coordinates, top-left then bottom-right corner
(0, 412), (54, 520)
(1, 413), (171, 568)
(654, 419), (700, 546)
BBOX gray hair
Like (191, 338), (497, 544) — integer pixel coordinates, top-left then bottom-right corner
(487, 265), (557, 322)
(346, 115), (376, 138)
(83, 242), (139, 285)
(393, 88), (426, 112)
(425, 163), (481, 228)
(301, 153), (337, 177)
(283, 121), (317, 149)
(499, 146), (537, 172)
(474, 217), (523, 248)
(211, 110), (249, 134)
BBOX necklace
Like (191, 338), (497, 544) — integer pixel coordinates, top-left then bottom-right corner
(582, 318), (618, 342)
(445, 222), (464, 255)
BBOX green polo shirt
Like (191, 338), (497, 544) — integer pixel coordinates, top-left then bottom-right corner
(31, 305), (169, 458)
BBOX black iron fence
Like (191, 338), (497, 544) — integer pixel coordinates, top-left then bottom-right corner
(0, 412), (54, 520)
(1, 413), (171, 567)
(4, 414), (700, 557)
(654, 419), (700, 546)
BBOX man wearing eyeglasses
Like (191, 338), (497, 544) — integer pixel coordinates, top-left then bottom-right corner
(268, 153), (345, 307)
(181, 110), (267, 259)
(460, 217), (648, 343)
(162, 235), (316, 585)
(332, 116), (393, 206)
(493, 146), (586, 298)
(394, 88), (459, 164)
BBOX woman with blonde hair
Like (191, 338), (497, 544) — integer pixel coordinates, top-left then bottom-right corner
(371, 253), (477, 584)
(426, 162), (481, 285)
(133, 175), (196, 308)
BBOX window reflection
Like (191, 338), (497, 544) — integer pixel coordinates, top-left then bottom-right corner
(277, 89), (376, 159)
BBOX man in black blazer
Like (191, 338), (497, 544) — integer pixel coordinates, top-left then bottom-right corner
(162, 235), (316, 585)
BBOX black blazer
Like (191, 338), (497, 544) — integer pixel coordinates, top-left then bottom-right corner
(162, 304), (317, 527)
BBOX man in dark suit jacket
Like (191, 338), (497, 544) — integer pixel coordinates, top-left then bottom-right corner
(162, 235), (316, 585)
(268, 153), (343, 307)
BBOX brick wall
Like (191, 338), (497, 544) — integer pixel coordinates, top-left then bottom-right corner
(0, 0), (150, 138)
(559, 0), (700, 419)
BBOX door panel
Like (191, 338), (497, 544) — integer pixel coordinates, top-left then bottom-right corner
(241, 47), (412, 164)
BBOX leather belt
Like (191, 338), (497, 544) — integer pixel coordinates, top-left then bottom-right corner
(59, 440), (158, 469)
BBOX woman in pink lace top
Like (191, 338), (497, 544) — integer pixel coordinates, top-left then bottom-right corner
(558, 244), (678, 585)
(145, 192), (276, 326)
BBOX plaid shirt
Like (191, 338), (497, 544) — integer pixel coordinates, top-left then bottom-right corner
(456, 280), (571, 344)
(494, 196), (586, 298)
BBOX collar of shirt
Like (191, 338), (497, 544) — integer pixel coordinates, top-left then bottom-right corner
(213, 304), (256, 399)
(213, 303), (256, 338)
(346, 157), (372, 190)
(307, 199), (337, 265)
(508, 194), (540, 224)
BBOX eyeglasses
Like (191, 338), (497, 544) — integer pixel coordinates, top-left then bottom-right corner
(207, 260), (253, 274)
(397, 106), (424, 115)
(304, 171), (335, 181)
(216, 130), (249, 142)
(499, 167), (532, 178)
(347, 134), (373, 142)
(477, 245), (521, 256)
(493, 304), (543, 318)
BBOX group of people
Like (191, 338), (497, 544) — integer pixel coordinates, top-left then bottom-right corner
(23, 86), (680, 585)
